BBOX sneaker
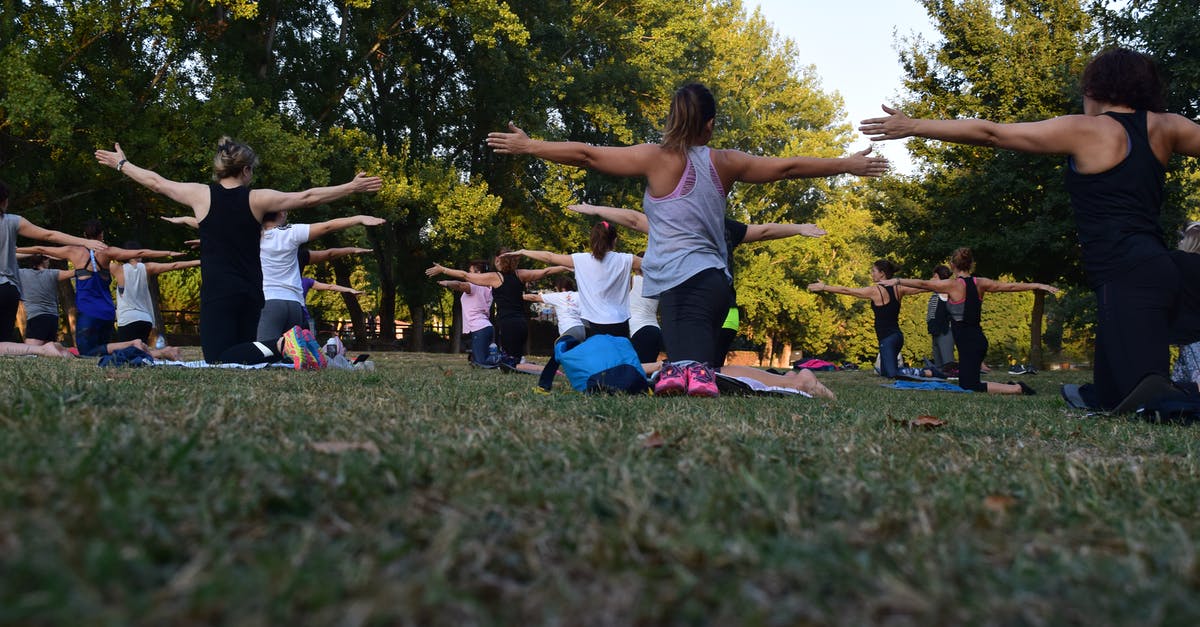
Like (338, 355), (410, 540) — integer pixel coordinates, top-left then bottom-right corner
(300, 328), (327, 369)
(1008, 364), (1028, 375)
(685, 363), (719, 397)
(1112, 374), (1185, 414)
(653, 361), (688, 396)
(280, 326), (320, 370)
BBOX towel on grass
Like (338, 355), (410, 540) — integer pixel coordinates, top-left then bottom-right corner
(885, 380), (971, 393)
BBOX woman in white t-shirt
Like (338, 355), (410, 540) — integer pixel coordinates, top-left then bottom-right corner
(524, 275), (585, 343)
(506, 221), (641, 338)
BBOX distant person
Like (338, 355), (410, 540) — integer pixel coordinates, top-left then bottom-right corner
(17, 254), (72, 348)
(437, 260), (501, 367)
(926, 264), (955, 368)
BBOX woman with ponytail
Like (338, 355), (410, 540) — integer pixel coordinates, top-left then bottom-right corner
(488, 83), (887, 396)
(95, 138), (382, 362)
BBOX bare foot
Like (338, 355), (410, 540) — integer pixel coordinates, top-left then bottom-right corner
(789, 369), (836, 400)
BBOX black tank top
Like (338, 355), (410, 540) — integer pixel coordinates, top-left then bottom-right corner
(1064, 110), (1167, 288)
(199, 184), (262, 299)
(492, 271), (526, 320)
(951, 276), (982, 327)
(871, 285), (901, 340)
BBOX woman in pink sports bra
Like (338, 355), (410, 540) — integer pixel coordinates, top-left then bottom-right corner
(487, 83), (887, 397)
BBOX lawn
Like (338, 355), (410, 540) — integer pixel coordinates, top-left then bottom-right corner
(1, 351), (1197, 626)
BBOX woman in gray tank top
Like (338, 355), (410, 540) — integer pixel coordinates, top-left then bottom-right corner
(488, 84), (887, 397)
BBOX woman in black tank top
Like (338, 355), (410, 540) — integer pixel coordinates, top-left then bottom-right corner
(96, 138), (382, 362)
(808, 259), (923, 378)
(427, 248), (570, 365)
(885, 248), (1058, 395)
(862, 48), (1200, 410)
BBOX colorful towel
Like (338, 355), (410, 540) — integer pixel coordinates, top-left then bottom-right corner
(885, 380), (971, 393)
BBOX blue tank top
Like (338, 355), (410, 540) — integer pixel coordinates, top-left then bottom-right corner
(75, 250), (116, 320)
(1063, 111), (1167, 287)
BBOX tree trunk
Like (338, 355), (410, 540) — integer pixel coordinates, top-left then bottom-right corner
(331, 257), (368, 345)
(449, 291), (462, 354)
(409, 304), (425, 352)
(763, 336), (774, 368)
(1029, 290), (1045, 368)
(779, 341), (793, 369)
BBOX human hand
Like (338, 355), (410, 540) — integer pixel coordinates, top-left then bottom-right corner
(359, 216), (386, 227)
(799, 224), (827, 238)
(83, 239), (108, 252)
(350, 172), (383, 194)
(486, 122), (532, 154)
(1042, 284), (1061, 295)
(184, 239), (201, 249)
(352, 247), (373, 254)
(567, 203), (595, 215)
(844, 146), (889, 177)
(94, 142), (127, 170)
(859, 105), (916, 142)
(425, 263), (446, 278)
(348, 288), (364, 296)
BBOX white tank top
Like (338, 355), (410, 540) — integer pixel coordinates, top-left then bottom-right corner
(116, 262), (155, 325)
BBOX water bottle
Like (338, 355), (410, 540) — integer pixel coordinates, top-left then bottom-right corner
(324, 337), (339, 359)
(487, 342), (499, 364)
(154, 334), (166, 350)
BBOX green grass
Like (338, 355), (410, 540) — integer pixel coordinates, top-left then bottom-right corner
(1, 352), (1198, 626)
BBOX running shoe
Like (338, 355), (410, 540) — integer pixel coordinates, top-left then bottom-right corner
(300, 328), (328, 369)
(654, 361), (688, 396)
(685, 362), (719, 397)
(280, 326), (317, 370)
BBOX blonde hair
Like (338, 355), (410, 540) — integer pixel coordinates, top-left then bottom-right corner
(212, 136), (260, 181)
(1179, 222), (1200, 254)
(661, 84), (716, 154)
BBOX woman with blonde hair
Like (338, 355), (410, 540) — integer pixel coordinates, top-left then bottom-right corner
(95, 138), (381, 362)
(488, 83), (886, 396)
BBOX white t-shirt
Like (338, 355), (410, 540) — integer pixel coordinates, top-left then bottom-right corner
(260, 223), (311, 303)
(541, 290), (583, 335)
(628, 274), (659, 334)
(571, 251), (633, 324)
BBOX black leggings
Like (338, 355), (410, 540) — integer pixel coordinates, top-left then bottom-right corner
(583, 319), (629, 339)
(201, 292), (264, 363)
(0, 283), (19, 342)
(953, 323), (989, 393)
(218, 340), (281, 365)
(631, 325), (664, 364)
(657, 268), (733, 365)
(495, 316), (527, 360)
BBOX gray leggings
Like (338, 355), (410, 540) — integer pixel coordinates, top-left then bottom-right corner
(256, 299), (306, 343)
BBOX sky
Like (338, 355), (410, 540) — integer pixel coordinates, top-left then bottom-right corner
(751, 0), (942, 174)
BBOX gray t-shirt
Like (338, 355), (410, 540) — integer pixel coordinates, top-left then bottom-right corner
(0, 214), (22, 297)
(18, 268), (61, 319)
(117, 262), (155, 325)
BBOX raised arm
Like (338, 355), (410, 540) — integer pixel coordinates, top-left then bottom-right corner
(101, 247), (183, 262)
(1166, 112), (1200, 157)
(17, 219), (106, 251)
(307, 215), (386, 240)
(425, 263), (502, 288)
(95, 143), (210, 212)
(860, 105), (1103, 157)
(144, 259), (201, 275)
(715, 147), (888, 187)
(248, 173), (383, 219)
(975, 277), (1060, 295)
(486, 123), (660, 178)
(305, 247), (372, 265)
(806, 280), (877, 299)
(743, 223), (827, 242)
(505, 249), (574, 268)
(310, 281), (363, 296)
(437, 280), (473, 294)
(568, 203), (649, 233)
(16, 245), (76, 259)
(883, 276), (963, 297)
(517, 265), (571, 282)
(161, 215), (199, 229)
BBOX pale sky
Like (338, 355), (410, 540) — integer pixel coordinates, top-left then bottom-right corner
(751, 0), (941, 174)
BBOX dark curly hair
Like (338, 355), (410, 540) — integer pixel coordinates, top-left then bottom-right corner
(1080, 48), (1165, 112)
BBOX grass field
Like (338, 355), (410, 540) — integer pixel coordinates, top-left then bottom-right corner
(1, 350), (1198, 626)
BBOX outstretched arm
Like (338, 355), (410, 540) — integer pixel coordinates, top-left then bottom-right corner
(806, 280), (876, 299)
(437, 280), (473, 294)
(859, 105), (1099, 156)
(487, 123), (660, 178)
(144, 259), (201, 275)
(518, 265), (571, 282)
(310, 281), (363, 296)
(976, 277), (1060, 295)
(504, 249), (574, 268)
(568, 203), (649, 234)
(248, 173), (383, 219)
(16, 245), (76, 259)
(305, 247), (372, 265)
(307, 215), (386, 240)
(716, 147), (888, 187)
(882, 276), (961, 296)
(95, 143), (210, 212)
(522, 293), (545, 303)
(17, 219), (106, 251)
(103, 247), (184, 262)
(161, 215), (199, 229)
(425, 263), (502, 288)
(743, 223), (826, 242)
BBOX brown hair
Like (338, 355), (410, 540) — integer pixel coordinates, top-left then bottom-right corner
(494, 247), (519, 273)
(872, 259), (898, 279)
(21, 254), (49, 269)
(950, 247), (975, 273)
(661, 83), (716, 153)
(212, 136), (260, 181)
(590, 221), (617, 260)
(84, 219), (104, 240)
(933, 264), (951, 280)
(1081, 48), (1165, 112)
